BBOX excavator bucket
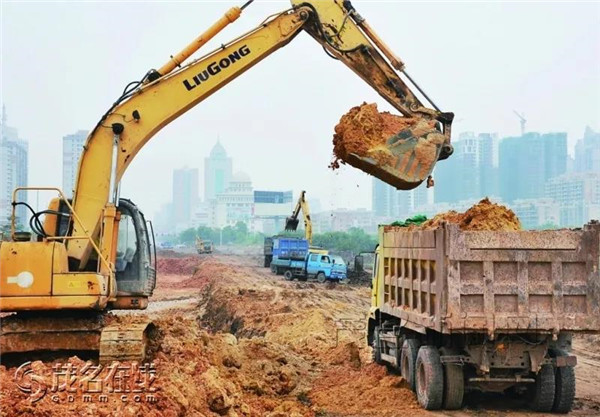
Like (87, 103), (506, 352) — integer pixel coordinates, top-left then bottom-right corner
(285, 217), (299, 231)
(345, 121), (453, 190)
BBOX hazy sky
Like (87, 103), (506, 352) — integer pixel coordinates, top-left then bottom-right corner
(2, 0), (599, 219)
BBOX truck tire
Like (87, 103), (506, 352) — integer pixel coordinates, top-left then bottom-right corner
(440, 347), (464, 410)
(552, 350), (576, 414)
(276, 267), (283, 275)
(316, 272), (326, 283)
(530, 364), (556, 412)
(415, 346), (444, 410)
(263, 257), (270, 268)
(284, 270), (294, 281)
(401, 338), (420, 391)
(372, 326), (382, 364)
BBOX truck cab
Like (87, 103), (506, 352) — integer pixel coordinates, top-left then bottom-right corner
(306, 252), (347, 283)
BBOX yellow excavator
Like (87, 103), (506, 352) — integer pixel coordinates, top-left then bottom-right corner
(284, 190), (313, 244)
(0, 0), (453, 361)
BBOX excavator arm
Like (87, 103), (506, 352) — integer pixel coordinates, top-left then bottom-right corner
(68, 0), (453, 267)
(285, 191), (313, 244)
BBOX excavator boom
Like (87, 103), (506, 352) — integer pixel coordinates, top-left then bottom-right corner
(67, 0), (453, 268)
(285, 190), (312, 244)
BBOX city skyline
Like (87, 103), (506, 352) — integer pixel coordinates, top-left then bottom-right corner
(2, 1), (598, 218)
(1, 115), (598, 231)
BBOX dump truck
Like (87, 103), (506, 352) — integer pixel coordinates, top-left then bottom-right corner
(367, 221), (600, 412)
(196, 237), (213, 254)
(269, 237), (309, 274)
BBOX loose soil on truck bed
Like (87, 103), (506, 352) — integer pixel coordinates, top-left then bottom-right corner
(384, 198), (522, 233)
(1, 251), (598, 416)
(421, 197), (522, 231)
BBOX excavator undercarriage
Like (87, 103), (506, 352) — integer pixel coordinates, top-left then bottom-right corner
(0, 312), (156, 363)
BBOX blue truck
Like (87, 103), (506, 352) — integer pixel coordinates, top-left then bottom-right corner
(268, 237), (347, 283)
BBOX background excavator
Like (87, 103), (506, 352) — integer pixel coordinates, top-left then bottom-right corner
(284, 190), (313, 245)
(0, 0), (453, 361)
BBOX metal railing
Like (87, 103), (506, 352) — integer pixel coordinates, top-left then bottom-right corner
(11, 187), (114, 276)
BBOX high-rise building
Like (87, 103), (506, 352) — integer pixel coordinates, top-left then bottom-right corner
(372, 178), (430, 219)
(204, 140), (232, 202)
(0, 106), (28, 227)
(545, 172), (600, 227)
(434, 132), (482, 203)
(172, 167), (199, 229)
(574, 127), (600, 173)
(62, 130), (88, 198)
(372, 178), (394, 216)
(214, 172), (253, 227)
(252, 190), (293, 234)
(499, 132), (567, 203)
(478, 133), (499, 197)
(510, 198), (560, 229)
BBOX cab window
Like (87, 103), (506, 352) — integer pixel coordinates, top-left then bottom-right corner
(116, 214), (137, 272)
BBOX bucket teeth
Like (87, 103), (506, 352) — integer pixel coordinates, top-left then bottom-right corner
(345, 126), (446, 190)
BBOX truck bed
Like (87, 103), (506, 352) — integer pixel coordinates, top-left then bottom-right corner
(378, 222), (600, 336)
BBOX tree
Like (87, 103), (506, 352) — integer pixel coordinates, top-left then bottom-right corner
(178, 228), (198, 244)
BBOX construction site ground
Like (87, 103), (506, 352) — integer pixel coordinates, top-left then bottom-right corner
(1, 249), (599, 417)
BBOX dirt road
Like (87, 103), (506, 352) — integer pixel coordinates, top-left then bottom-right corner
(1, 252), (599, 417)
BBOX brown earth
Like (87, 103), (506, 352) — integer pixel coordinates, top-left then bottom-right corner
(422, 197), (521, 231)
(330, 103), (444, 178)
(1, 253), (598, 417)
(408, 198), (521, 231)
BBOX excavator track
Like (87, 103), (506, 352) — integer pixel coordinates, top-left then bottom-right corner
(0, 312), (154, 363)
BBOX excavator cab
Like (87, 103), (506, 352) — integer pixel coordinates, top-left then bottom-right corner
(111, 198), (157, 310)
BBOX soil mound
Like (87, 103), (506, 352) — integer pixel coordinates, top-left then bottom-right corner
(156, 256), (200, 275)
(422, 198), (522, 231)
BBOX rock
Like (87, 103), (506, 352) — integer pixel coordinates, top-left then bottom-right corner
(201, 368), (233, 415)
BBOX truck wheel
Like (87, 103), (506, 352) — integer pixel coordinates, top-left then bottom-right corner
(401, 338), (420, 391)
(415, 346), (444, 410)
(316, 272), (326, 283)
(552, 350), (576, 414)
(372, 326), (382, 364)
(263, 257), (270, 267)
(530, 364), (556, 412)
(276, 267), (283, 275)
(284, 270), (294, 281)
(440, 347), (464, 410)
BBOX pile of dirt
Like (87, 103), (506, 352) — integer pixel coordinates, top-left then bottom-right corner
(330, 102), (443, 173)
(309, 363), (419, 416)
(156, 256), (201, 276)
(421, 198), (522, 231)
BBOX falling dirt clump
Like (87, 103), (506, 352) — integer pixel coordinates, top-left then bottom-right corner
(331, 102), (443, 177)
(422, 198), (522, 231)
